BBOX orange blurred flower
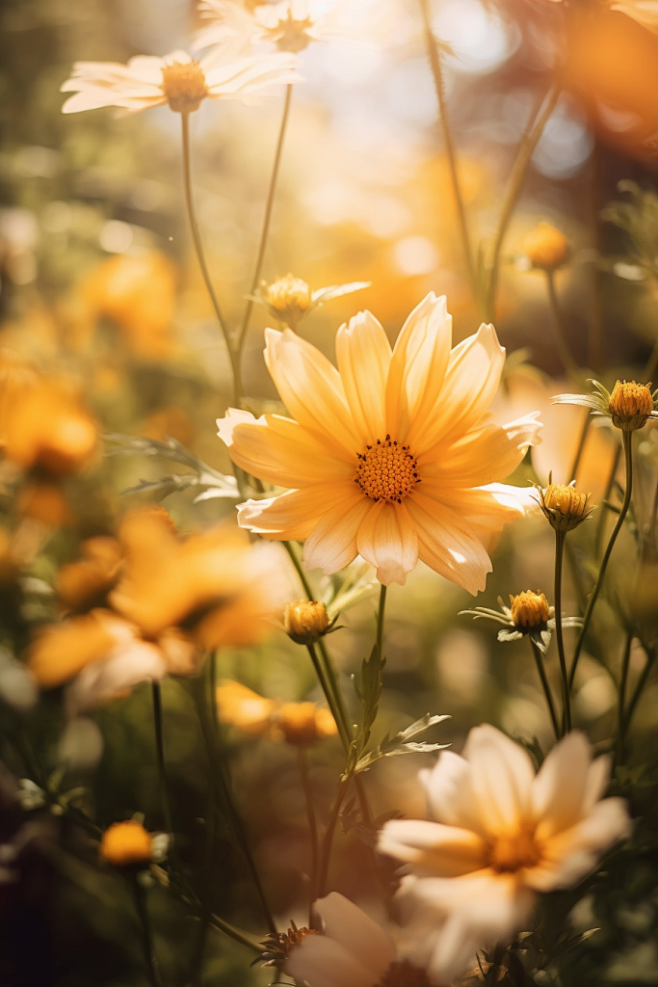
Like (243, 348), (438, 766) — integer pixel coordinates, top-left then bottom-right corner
(16, 482), (73, 527)
(216, 680), (277, 736)
(100, 821), (154, 867)
(216, 679), (337, 746)
(55, 536), (123, 612)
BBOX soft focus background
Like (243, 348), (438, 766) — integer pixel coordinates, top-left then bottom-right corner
(2, 0), (658, 984)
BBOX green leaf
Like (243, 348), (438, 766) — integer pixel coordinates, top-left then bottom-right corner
(358, 644), (385, 752)
(352, 712), (450, 774)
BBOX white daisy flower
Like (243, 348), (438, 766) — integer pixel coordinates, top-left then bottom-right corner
(194, 0), (353, 56)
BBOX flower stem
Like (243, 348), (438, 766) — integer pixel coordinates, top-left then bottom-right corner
(306, 642), (350, 752)
(616, 629), (634, 764)
(486, 83), (561, 321)
(554, 530), (571, 735)
(545, 269), (580, 380)
(569, 414), (591, 484)
(594, 442), (622, 555)
(529, 639), (560, 741)
(418, 0), (478, 305)
(131, 876), (163, 987)
(180, 112), (239, 405)
(190, 667), (277, 934)
(624, 642), (656, 735)
(237, 84), (294, 388)
(297, 747), (319, 926)
(151, 682), (175, 839)
(316, 776), (349, 901)
(376, 584), (387, 661)
(570, 429), (634, 689)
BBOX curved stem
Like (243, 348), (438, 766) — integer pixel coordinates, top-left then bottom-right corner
(376, 584), (387, 661)
(594, 442), (622, 555)
(486, 83), (561, 321)
(237, 84), (294, 387)
(546, 269), (580, 380)
(554, 530), (571, 734)
(151, 683), (174, 838)
(569, 430), (634, 689)
(180, 113), (239, 404)
(297, 747), (319, 925)
(529, 639), (560, 741)
(131, 876), (163, 987)
(306, 643), (350, 752)
(624, 643), (656, 734)
(418, 0), (477, 304)
(316, 776), (349, 900)
(616, 629), (634, 764)
(569, 414), (591, 484)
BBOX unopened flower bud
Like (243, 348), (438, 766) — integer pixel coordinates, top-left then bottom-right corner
(100, 821), (154, 867)
(540, 481), (592, 533)
(523, 222), (569, 270)
(264, 274), (312, 326)
(608, 380), (654, 431)
(283, 600), (330, 644)
(509, 591), (551, 629)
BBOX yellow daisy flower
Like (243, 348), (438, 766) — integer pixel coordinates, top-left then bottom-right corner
(218, 293), (541, 591)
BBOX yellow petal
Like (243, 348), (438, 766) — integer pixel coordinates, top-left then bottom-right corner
(335, 310), (391, 443)
(405, 491), (492, 594)
(238, 482), (353, 541)
(302, 491), (372, 574)
(355, 501), (419, 586)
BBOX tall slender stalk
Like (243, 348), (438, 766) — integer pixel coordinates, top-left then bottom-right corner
(569, 430), (634, 688)
(546, 269), (580, 380)
(624, 643), (656, 734)
(418, 0), (478, 304)
(297, 747), (319, 925)
(306, 642), (350, 752)
(554, 531), (571, 734)
(236, 84), (294, 392)
(376, 584), (387, 661)
(131, 876), (163, 987)
(569, 414), (591, 484)
(594, 442), (622, 555)
(180, 112), (239, 404)
(316, 776), (350, 901)
(486, 83), (561, 321)
(529, 639), (560, 741)
(151, 683), (174, 838)
(616, 629), (634, 764)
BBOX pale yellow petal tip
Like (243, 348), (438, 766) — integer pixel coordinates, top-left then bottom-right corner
(216, 407), (257, 447)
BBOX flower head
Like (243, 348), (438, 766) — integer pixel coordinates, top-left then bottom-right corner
(253, 274), (371, 329)
(56, 536), (123, 612)
(100, 821), (154, 868)
(378, 726), (631, 983)
(275, 702), (337, 745)
(522, 222), (569, 270)
(537, 479), (593, 533)
(460, 590), (573, 655)
(195, 0), (351, 56)
(283, 599), (330, 644)
(509, 590), (550, 629)
(218, 294), (541, 591)
(216, 679), (337, 745)
(61, 48), (300, 115)
(552, 378), (658, 432)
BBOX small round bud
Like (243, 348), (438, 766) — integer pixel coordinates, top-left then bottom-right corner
(264, 274), (312, 326)
(608, 380), (654, 431)
(283, 600), (330, 645)
(540, 481), (592, 533)
(523, 222), (569, 270)
(275, 702), (337, 745)
(509, 591), (551, 629)
(100, 821), (154, 868)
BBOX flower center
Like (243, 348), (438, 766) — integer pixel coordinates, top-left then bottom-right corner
(161, 61), (209, 113)
(608, 379), (654, 430)
(509, 590), (550, 629)
(488, 829), (541, 873)
(355, 436), (420, 504)
(261, 7), (315, 52)
(373, 961), (431, 987)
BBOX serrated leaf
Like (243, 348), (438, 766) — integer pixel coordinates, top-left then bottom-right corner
(393, 713), (451, 744)
(359, 644), (385, 751)
(121, 474), (201, 499)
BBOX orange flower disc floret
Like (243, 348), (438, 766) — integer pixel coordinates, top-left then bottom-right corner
(356, 437), (420, 504)
(161, 61), (209, 113)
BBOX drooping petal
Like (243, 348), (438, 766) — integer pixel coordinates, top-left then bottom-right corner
(532, 732), (594, 839)
(420, 751), (488, 836)
(385, 293), (452, 444)
(378, 819), (487, 877)
(404, 492), (492, 594)
(315, 893), (396, 981)
(238, 483), (352, 541)
(302, 493), (373, 574)
(264, 327), (361, 455)
(335, 310), (391, 443)
(462, 725), (535, 835)
(286, 934), (379, 987)
(355, 501), (418, 586)
(218, 410), (354, 487)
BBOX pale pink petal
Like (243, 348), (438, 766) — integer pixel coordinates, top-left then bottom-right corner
(404, 492), (492, 594)
(287, 934), (378, 987)
(463, 725), (535, 835)
(385, 293), (452, 445)
(355, 501), (418, 586)
(302, 494), (373, 574)
(378, 819), (486, 877)
(335, 310), (391, 443)
(264, 327), (361, 455)
(532, 732), (593, 840)
(420, 751), (488, 836)
(238, 483), (352, 541)
(315, 892), (396, 981)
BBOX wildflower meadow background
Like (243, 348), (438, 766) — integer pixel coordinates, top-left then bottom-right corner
(1, 1), (658, 986)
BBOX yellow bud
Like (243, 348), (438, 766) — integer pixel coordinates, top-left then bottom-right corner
(283, 600), (330, 644)
(541, 482), (592, 532)
(509, 591), (551, 629)
(100, 821), (153, 867)
(275, 702), (337, 745)
(264, 274), (312, 325)
(523, 222), (569, 269)
(608, 380), (654, 431)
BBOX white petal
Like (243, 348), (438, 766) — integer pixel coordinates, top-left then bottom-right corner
(532, 732), (593, 839)
(287, 934), (378, 987)
(378, 819), (486, 876)
(463, 725), (535, 835)
(420, 751), (488, 836)
(315, 892), (396, 981)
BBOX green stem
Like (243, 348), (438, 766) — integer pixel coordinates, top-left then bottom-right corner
(131, 876), (163, 987)
(191, 671), (277, 934)
(546, 269), (580, 380)
(486, 83), (561, 321)
(284, 540), (313, 599)
(376, 584), (387, 661)
(151, 683), (174, 838)
(418, 0), (478, 304)
(297, 747), (319, 926)
(529, 639), (560, 740)
(616, 629), (634, 764)
(554, 531), (571, 734)
(569, 430), (634, 689)
(237, 84), (293, 389)
(208, 914), (262, 953)
(181, 112), (239, 405)
(306, 643), (350, 751)
(644, 337), (658, 385)
(569, 414), (591, 484)
(594, 442), (622, 555)
(624, 643), (656, 734)
(316, 776), (349, 900)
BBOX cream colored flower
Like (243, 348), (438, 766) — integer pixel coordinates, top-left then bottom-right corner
(378, 726), (631, 984)
(61, 47), (299, 115)
(218, 294), (541, 590)
(195, 0), (350, 55)
(284, 891), (432, 987)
